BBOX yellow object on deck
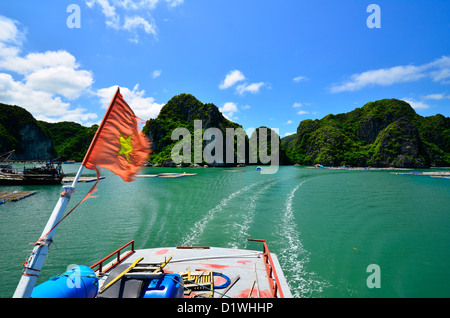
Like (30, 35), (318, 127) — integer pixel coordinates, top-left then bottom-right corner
(99, 257), (143, 294)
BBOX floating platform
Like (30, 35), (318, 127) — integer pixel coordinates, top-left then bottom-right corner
(0, 191), (38, 203)
(223, 170), (246, 173)
(158, 173), (197, 178)
(136, 173), (197, 179)
(63, 176), (105, 183)
(391, 171), (450, 176)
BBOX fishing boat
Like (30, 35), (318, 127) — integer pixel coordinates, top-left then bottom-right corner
(12, 88), (292, 299)
(0, 161), (64, 185)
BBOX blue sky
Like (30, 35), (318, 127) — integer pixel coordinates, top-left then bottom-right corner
(0, 1), (449, 137)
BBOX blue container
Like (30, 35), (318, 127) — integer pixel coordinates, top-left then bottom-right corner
(31, 265), (98, 298)
(142, 273), (184, 298)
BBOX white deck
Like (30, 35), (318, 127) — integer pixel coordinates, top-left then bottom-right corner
(96, 246), (293, 298)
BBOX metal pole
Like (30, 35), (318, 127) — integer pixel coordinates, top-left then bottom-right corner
(12, 165), (84, 298)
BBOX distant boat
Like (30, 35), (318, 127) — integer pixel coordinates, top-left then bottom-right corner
(0, 161), (65, 185)
(64, 160), (76, 164)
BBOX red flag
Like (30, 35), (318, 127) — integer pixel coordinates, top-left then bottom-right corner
(82, 87), (151, 182)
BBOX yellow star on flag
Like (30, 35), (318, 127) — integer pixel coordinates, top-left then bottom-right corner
(118, 133), (133, 162)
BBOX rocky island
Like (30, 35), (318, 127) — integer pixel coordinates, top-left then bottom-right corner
(1, 97), (449, 168)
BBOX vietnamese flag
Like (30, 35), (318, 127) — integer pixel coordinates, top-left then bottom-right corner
(82, 87), (151, 182)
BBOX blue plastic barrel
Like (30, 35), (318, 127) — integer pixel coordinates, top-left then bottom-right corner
(142, 273), (184, 298)
(31, 265), (98, 298)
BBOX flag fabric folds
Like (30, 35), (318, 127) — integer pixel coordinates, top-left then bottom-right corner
(82, 87), (151, 182)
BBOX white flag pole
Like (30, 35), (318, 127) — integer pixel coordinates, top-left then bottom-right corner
(12, 164), (85, 298)
(13, 87), (120, 298)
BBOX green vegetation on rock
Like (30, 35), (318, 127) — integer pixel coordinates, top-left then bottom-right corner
(282, 99), (450, 168)
(1, 97), (448, 168)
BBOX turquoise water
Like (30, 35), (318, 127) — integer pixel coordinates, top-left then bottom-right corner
(1, 164), (449, 298)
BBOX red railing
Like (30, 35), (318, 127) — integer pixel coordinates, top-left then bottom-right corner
(90, 240), (135, 275)
(247, 239), (285, 298)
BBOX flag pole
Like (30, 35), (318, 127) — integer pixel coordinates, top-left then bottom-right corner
(13, 87), (121, 298)
(12, 165), (83, 298)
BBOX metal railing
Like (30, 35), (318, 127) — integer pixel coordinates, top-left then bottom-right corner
(90, 240), (135, 275)
(247, 238), (285, 298)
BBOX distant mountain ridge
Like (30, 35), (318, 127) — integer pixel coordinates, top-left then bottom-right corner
(142, 93), (245, 166)
(282, 99), (450, 168)
(0, 102), (97, 161)
(1, 97), (449, 168)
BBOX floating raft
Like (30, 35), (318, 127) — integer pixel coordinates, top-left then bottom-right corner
(0, 191), (38, 204)
(137, 173), (197, 179)
(223, 170), (246, 173)
(63, 176), (105, 183)
(391, 171), (450, 176)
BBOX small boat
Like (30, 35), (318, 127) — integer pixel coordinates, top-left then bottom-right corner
(0, 161), (65, 185)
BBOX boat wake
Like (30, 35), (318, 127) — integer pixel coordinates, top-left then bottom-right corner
(181, 180), (266, 246)
(226, 179), (279, 249)
(276, 179), (330, 298)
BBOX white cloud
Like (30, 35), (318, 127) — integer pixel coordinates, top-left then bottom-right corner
(293, 102), (303, 108)
(219, 70), (246, 89)
(165, 0), (184, 7)
(25, 65), (93, 100)
(0, 50), (78, 75)
(423, 93), (450, 100)
(123, 16), (157, 36)
(297, 110), (309, 115)
(428, 56), (450, 83)
(236, 82), (265, 95)
(86, 0), (120, 29)
(96, 84), (164, 119)
(0, 73), (98, 124)
(402, 98), (430, 110)
(293, 76), (309, 83)
(331, 56), (450, 93)
(285, 120), (293, 125)
(0, 16), (24, 45)
(0, 15), (97, 124)
(221, 102), (238, 113)
(219, 69), (267, 95)
(152, 69), (162, 78)
(85, 0), (184, 41)
(331, 65), (425, 93)
(284, 132), (296, 137)
(219, 102), (238, 120)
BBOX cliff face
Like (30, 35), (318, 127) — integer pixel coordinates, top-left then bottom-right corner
(284, 99), (450, 168)
(143, 94), (243, 166)
(39, 121), (98, 162)
(0, 103), (56, 160)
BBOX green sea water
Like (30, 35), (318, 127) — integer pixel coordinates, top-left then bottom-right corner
(1, 164), (449, 298)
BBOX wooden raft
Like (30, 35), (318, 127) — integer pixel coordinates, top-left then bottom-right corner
(0, 191), (38, 204)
